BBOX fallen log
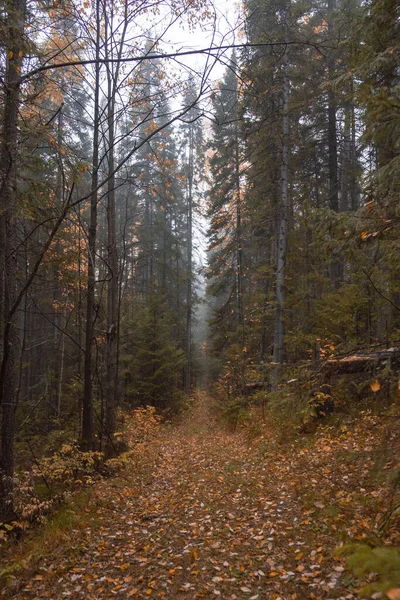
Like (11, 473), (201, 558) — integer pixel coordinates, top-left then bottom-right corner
(323, 347), (400, 375)
(244, 381), (269, 392)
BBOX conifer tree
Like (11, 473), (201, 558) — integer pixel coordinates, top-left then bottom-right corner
(207, 55), (246, 367)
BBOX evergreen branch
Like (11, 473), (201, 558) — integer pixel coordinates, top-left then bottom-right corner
(363, 269), (400, 314)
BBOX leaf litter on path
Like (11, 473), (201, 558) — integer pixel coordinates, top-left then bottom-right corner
(3, 394), (398, 599)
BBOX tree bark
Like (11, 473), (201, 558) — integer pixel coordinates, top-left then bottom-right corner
(105, 108), (119, 457)
(327, 0), (338, 212)
(235, 120), (244, 345)
(273, 31), (289, 373)
(327, 0), (342, 285)
(0, 0), (26, 522)
(104, 1), (129, 457)
(185, 121), (194, 394)
(81, 0), (100, 451)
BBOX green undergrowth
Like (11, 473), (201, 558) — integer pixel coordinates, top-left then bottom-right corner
(216, 395), (252, 431)
(230, 368), (400, 443)
(0, 406), (162, 593)
(0, 488), (100, 588)
(337, 543), (400, 597)
(1, 406), (160, 546)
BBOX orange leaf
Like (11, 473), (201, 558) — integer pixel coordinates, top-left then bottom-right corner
(146, 589), (153, 596)
(191, 549), (198, 560)
(386, 590), (400, 600)
(296, 565), (305, 572)
(370, 380), (381, 392)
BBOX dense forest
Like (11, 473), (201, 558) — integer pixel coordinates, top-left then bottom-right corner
(0, 0), (399, 573)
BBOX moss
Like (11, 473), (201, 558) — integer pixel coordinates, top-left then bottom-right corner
(0, 561), (23, 586)
(337, 543), (400, 597)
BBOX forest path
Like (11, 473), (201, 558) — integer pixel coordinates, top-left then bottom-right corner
(5, 392), (386, 600)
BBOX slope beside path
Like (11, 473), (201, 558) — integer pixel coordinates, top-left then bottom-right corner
(2, 392), (397, 599)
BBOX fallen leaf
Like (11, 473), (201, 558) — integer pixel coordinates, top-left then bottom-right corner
(370, 380), (381, 392)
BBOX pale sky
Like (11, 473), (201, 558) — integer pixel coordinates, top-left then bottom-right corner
(161, 0), (242, 84)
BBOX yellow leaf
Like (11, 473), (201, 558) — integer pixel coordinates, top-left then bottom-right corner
(386, 590), (400, 600)
(8, 51), (13, 59)
(269, 571), (279, 577)
(370, 380), (381, 392)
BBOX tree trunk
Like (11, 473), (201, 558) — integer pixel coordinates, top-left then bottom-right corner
(327, 0), (342, 284)
(185, 122), (194, 394)
(341, 101), (351, 212)
(105, 108), (119, 457)
(81, 0), (100, 451)
(273, 31), (289, 375)
(0, 0), (26, 522)
(350, 79), (358, 211)
(327, 0), (338, 213)
(104, 1), (128, 457)
(258, 237), (273, 362)
(235, 121), (244, 345)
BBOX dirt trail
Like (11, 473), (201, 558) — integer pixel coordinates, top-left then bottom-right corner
(3, 393), (391, 599)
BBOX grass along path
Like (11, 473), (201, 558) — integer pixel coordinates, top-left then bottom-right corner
(1, 392), (399, 599)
